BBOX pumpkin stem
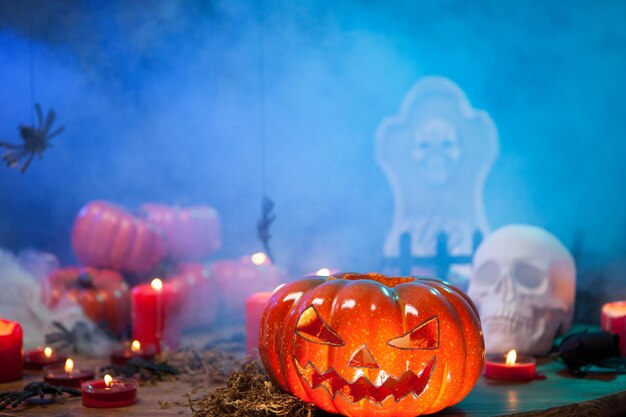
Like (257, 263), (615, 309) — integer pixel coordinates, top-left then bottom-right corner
(77, 272), (94, 289)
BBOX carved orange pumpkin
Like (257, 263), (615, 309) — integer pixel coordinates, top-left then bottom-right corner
(71, 201), (166, 274)
(259, 273), (484, 417)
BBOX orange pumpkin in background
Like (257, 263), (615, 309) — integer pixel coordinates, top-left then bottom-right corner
(46, 267), (131, 336)
(168, 263), (217, 330)
(140, 203), (221, 262)
(71, 200), (166, 274)
(259, 273), (484, 417)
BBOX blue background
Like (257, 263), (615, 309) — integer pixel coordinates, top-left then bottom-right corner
(0, 1), (624, 299)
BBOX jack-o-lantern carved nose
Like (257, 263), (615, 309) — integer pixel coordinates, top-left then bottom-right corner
(349, 345), (379, 369)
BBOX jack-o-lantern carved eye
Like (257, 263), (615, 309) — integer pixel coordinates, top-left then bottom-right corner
(387, 316), (439, 350)
(296, 306), (344, 346)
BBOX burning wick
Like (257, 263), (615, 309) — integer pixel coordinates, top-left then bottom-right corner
(251, 252), (268, 265)
(131, 340), (141, 353)
(64, 358), (74, 375)
(44, 347), (53, 359)
(104, 374), (113, 388)
(316, 268), (331, 276)
(505, 349), (517, 366)
(151, 278), (163, 291)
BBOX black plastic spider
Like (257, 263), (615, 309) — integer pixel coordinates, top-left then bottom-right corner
(0, 103), (64, 173)
(0, 382), (80, 410)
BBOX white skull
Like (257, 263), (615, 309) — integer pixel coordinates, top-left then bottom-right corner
(412, 118), (461, 185)
(467, 225), (576, 356)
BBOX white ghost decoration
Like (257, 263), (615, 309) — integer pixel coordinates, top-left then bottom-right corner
(468, 225), (576, 356)
(376, 76), (499, 283)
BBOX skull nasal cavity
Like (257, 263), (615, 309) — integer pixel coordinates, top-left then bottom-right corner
(349, 346), (379, 369)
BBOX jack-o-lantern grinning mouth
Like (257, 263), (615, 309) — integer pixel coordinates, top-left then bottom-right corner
(295, 357), (436, 404)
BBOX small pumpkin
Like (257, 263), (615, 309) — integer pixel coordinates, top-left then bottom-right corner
(71, 200), (166, 274)
(259, 273), (484, 417)
(168, 263), (217, 330)
(140, 203), (221, 262)
(46, 267), (131, 336)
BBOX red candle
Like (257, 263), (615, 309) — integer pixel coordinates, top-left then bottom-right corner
(131, 278), (181, 353)
(601, 301), (626, 356)
(82, 374), (137, 408)
(110, 340), (156, 366)
(0, 318), (23, 383)
(245, 291), (274, 356)
(44, 358), (95, 388)
(24, 347), (67, 370)
(484, 350), (537, 382)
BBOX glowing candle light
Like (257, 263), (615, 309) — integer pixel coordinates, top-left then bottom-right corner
(24, 345), (66, 371)
(251, 252), (269, 265)
(131, 277), (181, 353)
(44, 357), (94, 388)
(484, 349), (538, 382)
(82, 374), (138, 408)
(0, 318), (22, 382)
(110, 339), (155, 366)
(64, 358), (74, 375)
(601, 301), (626, 355)
(505, 349), (517, 366)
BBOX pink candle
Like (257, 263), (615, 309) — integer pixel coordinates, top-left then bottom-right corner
(82, 375), (137, 408)
(0, 318), (22, 383)
(131, 278), (181, 353)
(24, 347), (67, 370)
(484, 350), (536, 382)
(602, 301), (626, 356)
(44, 358), (95, 388)
(245, 291), (273, 356)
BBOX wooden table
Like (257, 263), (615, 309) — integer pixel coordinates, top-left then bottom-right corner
(1, 350), (625, 416)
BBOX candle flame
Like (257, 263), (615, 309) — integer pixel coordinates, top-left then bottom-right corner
(64, 358), (74, 374)
(151, 278), (163, 291)
(131, 340), (141, 353)
(44, 347), (53, 359)
(506, 349), (517, 366)
(104, 374), (113, 387)
(316, 268), (331, 276)
(251, 252), (268, 265)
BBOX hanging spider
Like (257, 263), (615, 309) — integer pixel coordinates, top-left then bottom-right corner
(0, 103), (64, 173)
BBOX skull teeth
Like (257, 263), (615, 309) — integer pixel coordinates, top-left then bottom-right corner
(482, 316), (533, 333)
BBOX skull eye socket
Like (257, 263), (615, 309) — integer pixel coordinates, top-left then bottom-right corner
(473, 260), (500, 287)
(295, 306), (344, 346)
(512, 262), (544, 289)
(387, 316), (439, 350)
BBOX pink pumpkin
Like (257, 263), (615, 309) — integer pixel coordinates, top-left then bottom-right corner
(71, 201), (166, 274)
(140, 204), (221, 262)
(211, 253), (286, 321)
(168, 263), (217, 330)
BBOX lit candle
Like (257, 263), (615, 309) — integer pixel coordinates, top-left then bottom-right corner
(211, 253), (286, 323)
(245, 291), (274, 356)
(43, 358), (95, 388)
(82, 374), (138, 408)
(484, 349), (537, 382)
(131, 278), (181, 353)
(601, 301), (626, 356)
(0, 318), (23, 383)
(110, 339), (156, 366)
(24, 346), (67, 370)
